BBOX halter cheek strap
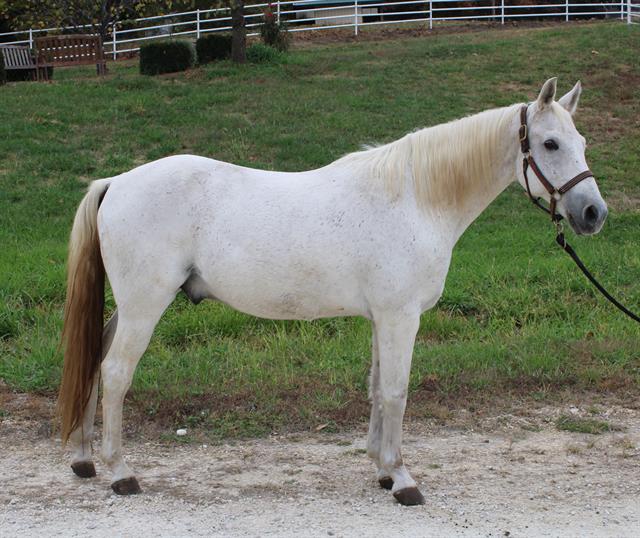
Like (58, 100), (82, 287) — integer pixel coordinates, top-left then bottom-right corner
(519, 104), (593, 223)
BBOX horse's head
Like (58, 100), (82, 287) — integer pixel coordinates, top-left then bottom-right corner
(517, 78), (607, 235)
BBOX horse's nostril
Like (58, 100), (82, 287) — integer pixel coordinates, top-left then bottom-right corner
(583, 205), (599, 225)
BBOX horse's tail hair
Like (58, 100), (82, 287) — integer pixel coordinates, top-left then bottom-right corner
(58, 178), (111, 445)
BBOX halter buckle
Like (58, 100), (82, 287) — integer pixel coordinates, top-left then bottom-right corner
(519, 124), (527, 142)
(555, 218), (564, 236)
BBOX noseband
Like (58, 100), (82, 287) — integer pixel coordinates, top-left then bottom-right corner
(519, 104), (593, 223)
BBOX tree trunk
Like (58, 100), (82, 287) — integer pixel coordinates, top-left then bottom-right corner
(231, 0), (246, 64)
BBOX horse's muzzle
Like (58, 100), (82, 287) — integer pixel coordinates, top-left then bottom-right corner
(567, 198), (608, 235)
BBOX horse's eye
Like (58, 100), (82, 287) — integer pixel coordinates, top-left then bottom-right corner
(544, 139), (559, 151)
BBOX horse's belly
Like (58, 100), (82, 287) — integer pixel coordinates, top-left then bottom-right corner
(223, 293), (363, 321)
(196, 264), (367, 319)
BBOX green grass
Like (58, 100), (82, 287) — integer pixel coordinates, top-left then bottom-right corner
(556, 415), (623, 435)
(1, 22), (639, 437)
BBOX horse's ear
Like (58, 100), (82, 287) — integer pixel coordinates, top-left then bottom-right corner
(558, 81), (582, 116)
(536, 77), (557, 110)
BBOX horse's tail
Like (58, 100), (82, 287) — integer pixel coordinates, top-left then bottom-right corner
(58, 178), (111, 445)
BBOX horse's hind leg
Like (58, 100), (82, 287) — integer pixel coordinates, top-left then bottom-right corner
(100, 293), (175, 495)
(68, 311), (118, 478)
(68, 373), (99, 477)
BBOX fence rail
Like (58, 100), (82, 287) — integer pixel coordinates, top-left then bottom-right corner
(0, 0), (637, 59)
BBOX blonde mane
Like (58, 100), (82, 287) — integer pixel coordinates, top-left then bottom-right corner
(337, 104), (522, 209)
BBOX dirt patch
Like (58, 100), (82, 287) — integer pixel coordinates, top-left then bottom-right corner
(290, 19), (586, 47)
(3, 381), (639, 445)
(1, 404), (639, 537)
(581, 66), (640, 140)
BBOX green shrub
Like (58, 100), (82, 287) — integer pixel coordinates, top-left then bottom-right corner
(139, 40), (196, 76)
(260, 7), (289, 52)
(0, 51), (5, 85)
(196, 33), (232, 64)
(246, 43), (281, 64)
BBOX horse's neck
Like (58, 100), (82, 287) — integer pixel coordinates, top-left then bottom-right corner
(448, 151), (517, 242)
(440, 110), (520, 243)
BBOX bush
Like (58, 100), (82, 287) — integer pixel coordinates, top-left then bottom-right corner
(246, 43), (281, 64)
(260, 7), (289, 52)
(140, 40), (195, 76)
(0, 51), (5, 85)
(196, 33), (232, 64)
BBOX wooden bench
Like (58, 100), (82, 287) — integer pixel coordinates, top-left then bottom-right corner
(0, 45), (46, 81)
(35, 35), (107, 80)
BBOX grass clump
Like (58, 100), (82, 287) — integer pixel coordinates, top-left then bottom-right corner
(140, 40), (196, 75)
(556, 415), (623, 435)
(246, 43), (281, 63)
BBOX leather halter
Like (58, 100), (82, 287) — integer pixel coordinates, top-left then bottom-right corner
(519, 104), (593, 223)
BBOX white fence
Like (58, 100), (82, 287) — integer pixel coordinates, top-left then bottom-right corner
(0, 0), (638, 60)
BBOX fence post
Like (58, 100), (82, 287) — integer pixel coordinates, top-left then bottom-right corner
(629, 0), (632, 23)
(355, 0), (359, 35)
(429, 0), (433, 29)
(277, 0), (281, 24)
(112, 22), (117, 60)
(565, 0), (569, 22)
(29, 28), (33, 48)
(197, 9), (201, 38)
(501, 0), (504, 24)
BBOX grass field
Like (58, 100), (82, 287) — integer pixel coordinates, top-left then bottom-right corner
(1, 22), (639, 438)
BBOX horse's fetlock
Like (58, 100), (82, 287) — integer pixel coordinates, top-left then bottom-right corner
(380, 451), (403, 471)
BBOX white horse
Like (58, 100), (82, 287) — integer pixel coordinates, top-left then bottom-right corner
(59, 78), (607, 505)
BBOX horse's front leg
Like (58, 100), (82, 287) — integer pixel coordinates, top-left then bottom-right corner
(374, 310), (424, 506)
(367, 322), (394, 490)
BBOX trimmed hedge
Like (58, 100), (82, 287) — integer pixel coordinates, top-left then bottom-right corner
(0, 51), (5, 85)
(196, 33), (232, 64)
(140, 40), (195, 76)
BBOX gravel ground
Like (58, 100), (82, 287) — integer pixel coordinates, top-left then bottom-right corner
(1, 403), (639, 537)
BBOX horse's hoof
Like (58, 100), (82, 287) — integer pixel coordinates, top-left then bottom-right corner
(71, 461), (96, 478)
(378, 476), (394, 490)
(393, 487), (425, 506)
(111, 477), (142, 495)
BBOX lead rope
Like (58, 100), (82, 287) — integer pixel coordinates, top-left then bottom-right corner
(555, 230), (640, 324)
